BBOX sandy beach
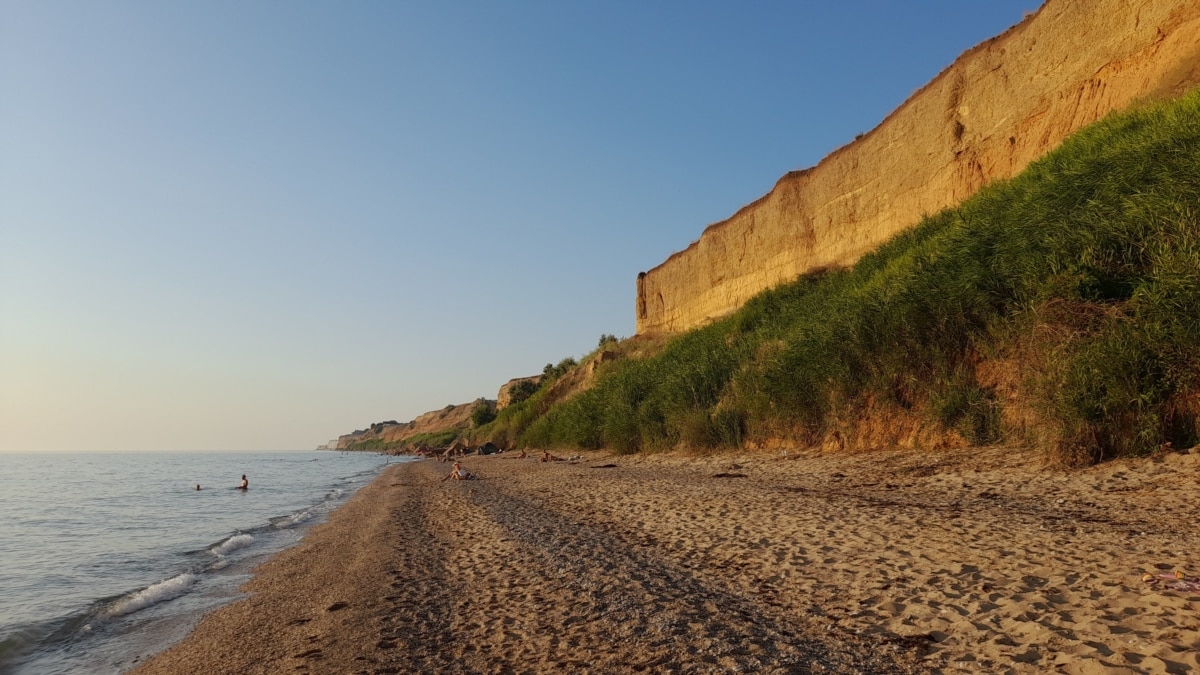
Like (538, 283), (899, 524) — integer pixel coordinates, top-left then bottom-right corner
(131, 446), (1200, 674)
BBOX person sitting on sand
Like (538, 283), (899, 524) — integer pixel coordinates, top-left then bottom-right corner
(441, 462), (476, 481)
(540, 450), (565, 462)
(238, 474), (248, 490)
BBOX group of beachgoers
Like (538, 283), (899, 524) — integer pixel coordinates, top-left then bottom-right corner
(505, 449), (573, 462)
(440, 448), (591, 483)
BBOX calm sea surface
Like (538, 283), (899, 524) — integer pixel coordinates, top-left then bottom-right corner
(0, 450), (408, 674)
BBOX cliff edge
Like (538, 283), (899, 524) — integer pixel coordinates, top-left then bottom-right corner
(636, 0), (1200, 335)
(336, 400), (491, 449)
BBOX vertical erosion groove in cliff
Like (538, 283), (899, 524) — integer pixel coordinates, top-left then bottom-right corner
(635, 0), (1200, 336)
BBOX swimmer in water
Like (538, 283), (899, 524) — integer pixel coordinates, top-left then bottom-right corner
(238, 475), (248, 490)
(196, 484), (201, 491)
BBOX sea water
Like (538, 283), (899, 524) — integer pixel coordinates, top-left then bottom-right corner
(0, 450), (408, 674)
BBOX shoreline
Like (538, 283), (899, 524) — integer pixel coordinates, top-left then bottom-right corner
(132, 446), (1200, 673)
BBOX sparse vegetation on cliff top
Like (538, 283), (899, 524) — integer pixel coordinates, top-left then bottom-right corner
(471, 399), (498, 427)
(517, 89), (1200, 465)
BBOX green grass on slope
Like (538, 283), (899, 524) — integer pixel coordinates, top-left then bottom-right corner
(343, 428), (464, 452)
(402, 429), (461, 449)
(521, 89), (1200, 464)
(474, 383), (557, 450)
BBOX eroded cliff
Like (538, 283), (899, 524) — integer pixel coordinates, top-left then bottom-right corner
(637, 0), (1200, 335)
(337, 400), (489, 449)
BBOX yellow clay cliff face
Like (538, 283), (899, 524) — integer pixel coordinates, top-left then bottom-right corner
(497, 375), (541, 410)
(336, 402), (479, 448)
(636, 0), (1200, 335)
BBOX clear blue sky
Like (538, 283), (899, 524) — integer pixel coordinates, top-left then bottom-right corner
(1, 1), (1039, 451)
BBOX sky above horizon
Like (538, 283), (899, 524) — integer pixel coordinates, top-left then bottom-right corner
(1, 1), (1040, 452)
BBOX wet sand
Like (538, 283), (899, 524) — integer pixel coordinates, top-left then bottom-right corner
(132, 446), (1200, 674)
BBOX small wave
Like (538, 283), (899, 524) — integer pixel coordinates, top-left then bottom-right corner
(104, 573), (196, 618)
(0, 627), (38, 669)
(274, 509), (313, 528)
(290, 509), (314, 524)
(210, 534), (254, 556)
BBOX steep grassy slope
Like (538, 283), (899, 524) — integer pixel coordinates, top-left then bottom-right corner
(520, 90), (1200, 465)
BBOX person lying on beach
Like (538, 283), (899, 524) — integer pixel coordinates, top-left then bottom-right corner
(441, 462), (476, 481)
(540, 451), (565, 462)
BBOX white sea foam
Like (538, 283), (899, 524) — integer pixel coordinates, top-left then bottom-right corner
(211, 534), (254, 556)
(275, 509), (314, 528)
(105, 573), (196, 618)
